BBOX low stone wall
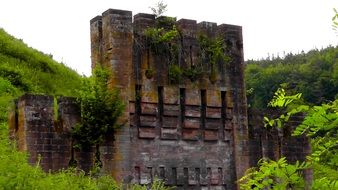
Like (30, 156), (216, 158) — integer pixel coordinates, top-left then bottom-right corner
(9, 94), (97, 172)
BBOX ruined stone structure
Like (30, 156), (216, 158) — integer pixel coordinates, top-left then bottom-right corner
(8, 8), (311, 190)
(90, 9), (248, 189)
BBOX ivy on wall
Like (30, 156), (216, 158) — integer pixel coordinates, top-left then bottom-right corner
(143, 18), (231, 84)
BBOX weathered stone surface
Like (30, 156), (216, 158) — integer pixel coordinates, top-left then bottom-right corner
(9, 8), (311, 190)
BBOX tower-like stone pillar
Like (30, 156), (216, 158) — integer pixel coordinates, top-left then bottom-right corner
(91, 9), (134, 181)
(90, 16), (103, 69)
(217, 24), (249, 184)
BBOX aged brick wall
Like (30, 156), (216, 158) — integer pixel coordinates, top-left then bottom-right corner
(90, 9), (249, 189)
(248, 109), (312, 187)
(9, 94), (105, 173)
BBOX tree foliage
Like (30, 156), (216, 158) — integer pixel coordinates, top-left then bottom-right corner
(71, 67), (124, 149)
(243, 89), (338, 189)
(245, 46), (338, 109)
(149, 0), (167, 18)
(238, 157), (308, 190)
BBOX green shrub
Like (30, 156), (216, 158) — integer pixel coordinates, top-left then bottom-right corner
(238, 157), (308, 190)
(168, 64), (182, 83)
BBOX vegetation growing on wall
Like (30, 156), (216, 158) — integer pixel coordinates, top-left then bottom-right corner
(143, 1), (232, 84)
(71, 67), (124, 167)
(144, 24), (232, 84)
(239, 89), (338, 189)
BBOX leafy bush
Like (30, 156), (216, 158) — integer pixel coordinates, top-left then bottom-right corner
(168, 64), (182, 83)
(183, 66), (203, 82)
(258, 89), (338, 189)
(72, 67), (124, 148)
(197, 34), (230, 66)
(238, 157), (308, 190)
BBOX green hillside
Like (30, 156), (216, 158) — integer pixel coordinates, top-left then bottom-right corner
(245, 46), (338, 109)
(0, 28), (82, 121)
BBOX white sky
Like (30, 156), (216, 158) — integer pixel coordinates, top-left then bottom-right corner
(0, 0), (337, 76)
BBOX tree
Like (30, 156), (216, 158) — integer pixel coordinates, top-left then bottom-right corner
(239, 89), (338, 189)
(71, 67), (124, 168)
(149, 0), (167, 18)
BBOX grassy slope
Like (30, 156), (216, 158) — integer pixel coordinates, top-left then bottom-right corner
(0, 28), (83, 121)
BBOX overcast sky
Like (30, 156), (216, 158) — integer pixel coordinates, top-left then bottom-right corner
(0, 0), (337, 75)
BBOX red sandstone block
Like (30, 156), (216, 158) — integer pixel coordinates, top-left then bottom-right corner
(185, 105), (201, 117)
(224, 130), (232, 142)
(211, 177), (219, 185)
(226, 92), (234, 108)
(161, 128), (178, 140)
(185, 89), (200, 106)
(129, 102), (135, 113)
(163, 87), (179, 104)
(224, 121), (233, 130)
(177, 19), (197, 37)
(139, 127), (156, 139)
(141, 103), (158, 115)
(163, 104), (179, 116)
(43, 144), (53, 152)
(140, 115), (157, 127)
(206, 90), (222, 107)
(162, 116), (178, 128)
(182, 129), (199, 141)
(226, 108), (233, 119)
(206, 107), (221, 118)
(205, 118), (221, 129)
(204, 130), (218, 141)
(129, 114), (136, 126)
(183, 118), (200, 129)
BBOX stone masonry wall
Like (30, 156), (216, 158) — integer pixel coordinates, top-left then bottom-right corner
(90, 9), (249, 189)
(8, 94), (109, 173)
(8, 8), (311, 190)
